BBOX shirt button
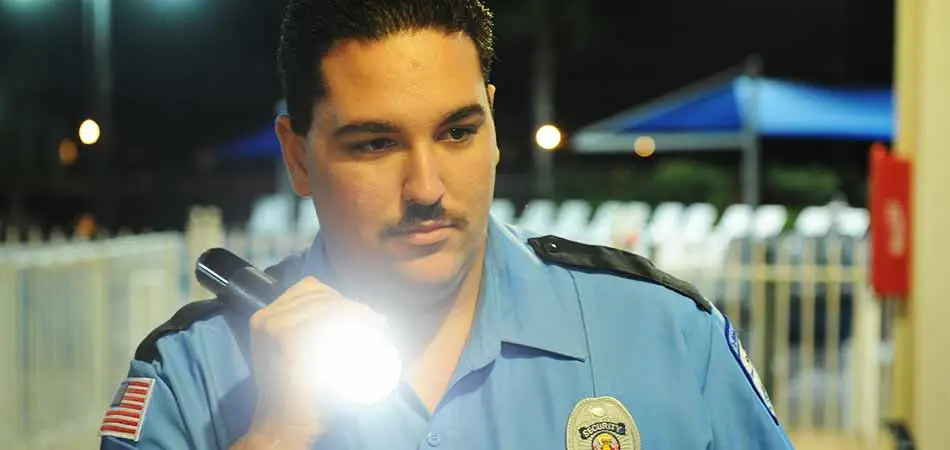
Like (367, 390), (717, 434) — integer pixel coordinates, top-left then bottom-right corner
(425, 432), (442, 447)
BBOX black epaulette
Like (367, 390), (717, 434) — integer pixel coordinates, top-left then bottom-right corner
(133, 252), (307, 362)
(133, 299), (224, 362)
(527, 235), (712, 313)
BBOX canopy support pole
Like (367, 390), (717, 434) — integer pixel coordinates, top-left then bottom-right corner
(740, 55), (763, 206)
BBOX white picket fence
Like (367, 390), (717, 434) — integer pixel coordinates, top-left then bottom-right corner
(0, 206), (888, 449)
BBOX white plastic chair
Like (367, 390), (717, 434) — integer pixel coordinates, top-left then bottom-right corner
(681, 203), (717, 242)
(751, 205), (787, 239)
(714, 204), (754, 239)
(248, 195), (294, 234)
(585, 201), (624, 246)
(553, 200), (593, 241)
(704, 203), (754, 266)
(795, 206), (832, 237)
(665, 203), (718, 268)
(612, 202), (652, 253)
(836, 207), (870, 237)
(490, 198), (516, 225)
(517, 199), (558, 234)
(646, 202), (685, 246)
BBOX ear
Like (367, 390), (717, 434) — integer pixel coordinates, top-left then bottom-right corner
(275, 115), (312, 197)
(486, 84), (500, 166)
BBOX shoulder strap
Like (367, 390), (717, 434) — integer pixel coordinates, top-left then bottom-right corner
(133, 299), (225, 362)
(527, 235), (712, 313)
(133, 251), (308, 362)
(262, 251), (306, 294)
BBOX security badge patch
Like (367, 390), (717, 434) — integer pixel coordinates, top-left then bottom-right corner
(725, 319), (778, 423)
(566, 396), (640, 450)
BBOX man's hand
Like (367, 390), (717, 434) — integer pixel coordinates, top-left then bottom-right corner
(231, 277), (386, 449)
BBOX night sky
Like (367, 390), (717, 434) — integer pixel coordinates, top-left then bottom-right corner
(0, 0), (894, 228)
(2, 0), (894, 152)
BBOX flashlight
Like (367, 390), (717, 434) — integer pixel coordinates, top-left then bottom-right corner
(195, 248), (402, 405)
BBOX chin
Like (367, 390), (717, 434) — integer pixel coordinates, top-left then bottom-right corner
(392, 249), (467, 287)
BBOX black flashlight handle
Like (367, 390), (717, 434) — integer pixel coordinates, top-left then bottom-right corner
(195, 248), (280, 310)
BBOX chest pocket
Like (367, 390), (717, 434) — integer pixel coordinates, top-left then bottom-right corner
(580, 309), (714, 449)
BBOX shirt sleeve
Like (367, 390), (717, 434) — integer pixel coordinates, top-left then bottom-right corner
(99, 358), (216, 449)
(701, 308), (795, 450)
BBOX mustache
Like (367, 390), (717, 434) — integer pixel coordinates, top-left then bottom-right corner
(381, 201), (468, 237)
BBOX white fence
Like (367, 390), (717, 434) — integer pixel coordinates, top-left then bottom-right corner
(0, 206), (888, 449)
(0, 234), (187, 450)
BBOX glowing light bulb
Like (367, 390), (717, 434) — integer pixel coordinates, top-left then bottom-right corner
(304, 322), (402, 405)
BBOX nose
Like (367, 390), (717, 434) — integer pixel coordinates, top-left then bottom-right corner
(403, 145), (446, 206)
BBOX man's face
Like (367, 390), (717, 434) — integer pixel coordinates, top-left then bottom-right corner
(277, 29), (498, 297)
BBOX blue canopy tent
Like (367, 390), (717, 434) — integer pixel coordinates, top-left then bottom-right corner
(570, 64), (893, 204)
(218, 126), (282, 159)
(215, 100), (295, 199)
(217, 99), (287, 159)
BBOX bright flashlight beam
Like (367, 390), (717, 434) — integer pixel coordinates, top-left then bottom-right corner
(308, 323), (402, 405)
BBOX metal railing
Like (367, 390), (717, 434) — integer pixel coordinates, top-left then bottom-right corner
(662, 236), (887, 446)
(0, 233), (187, 450)
(0, 207), (888, 449)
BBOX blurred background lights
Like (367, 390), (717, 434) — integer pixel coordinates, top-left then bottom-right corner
(58, 139), (78, 166)
(78, 119), (101, 145)
(634, 136), (656, 157)
(535, 124), (562, 151)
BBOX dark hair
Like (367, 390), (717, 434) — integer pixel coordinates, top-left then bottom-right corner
(277, 0), (496, 135)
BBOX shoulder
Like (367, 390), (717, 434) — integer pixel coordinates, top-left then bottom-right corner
(524, 233), (712, 314)
(133, 251), (306, 362)
(133, 299), (227, 361)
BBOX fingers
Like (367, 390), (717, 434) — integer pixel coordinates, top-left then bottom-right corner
(249, 276), (385, 343)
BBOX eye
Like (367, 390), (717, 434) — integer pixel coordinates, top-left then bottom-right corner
(442, 127), (478, 143)
(350, 138), (397, 154)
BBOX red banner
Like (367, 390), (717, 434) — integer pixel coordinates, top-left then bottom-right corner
(869, 143), (912, 298)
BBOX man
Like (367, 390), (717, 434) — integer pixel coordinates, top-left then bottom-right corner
(99, 0), (794, 448)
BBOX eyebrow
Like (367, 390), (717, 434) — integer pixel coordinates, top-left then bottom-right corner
(331, 103), (486, 139)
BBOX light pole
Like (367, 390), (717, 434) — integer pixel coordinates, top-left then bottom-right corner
(530, 0), (555, 198)
(84, 0), (114, 228)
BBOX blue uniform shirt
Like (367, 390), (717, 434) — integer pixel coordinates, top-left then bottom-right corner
(100, 216), (794, 449)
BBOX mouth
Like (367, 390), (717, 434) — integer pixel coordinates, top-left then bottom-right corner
(388, 220), (457, 246)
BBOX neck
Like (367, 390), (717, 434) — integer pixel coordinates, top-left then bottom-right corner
(391, 246), (487, 365)
(326, 240), (489, 363)
(322, 235), (490, 412)
(401, 245), (487, 412)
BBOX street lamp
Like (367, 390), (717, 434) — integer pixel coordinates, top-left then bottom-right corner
(633, 136), (656, 157)
(78, 119), (101, 145)
(535, 124), (562, 151)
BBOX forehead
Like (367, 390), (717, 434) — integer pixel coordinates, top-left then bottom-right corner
(317, 29), (486, 127)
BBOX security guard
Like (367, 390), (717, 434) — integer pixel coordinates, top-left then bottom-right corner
(99, 0), (794, 448)
(99, 216), (792, 450)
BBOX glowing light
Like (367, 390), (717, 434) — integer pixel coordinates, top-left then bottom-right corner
(59, 139), (78, 165)
(78, 119), (101, 145)
(535, 124), (562, 151)
(633, 136), (656, 157)
(75, 214), (97, 238)
(305, 322), (402, 405)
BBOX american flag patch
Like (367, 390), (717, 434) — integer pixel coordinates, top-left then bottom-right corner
(98, 377), (155, 441)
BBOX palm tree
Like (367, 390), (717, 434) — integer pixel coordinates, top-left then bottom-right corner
(492, 0), (596, 197)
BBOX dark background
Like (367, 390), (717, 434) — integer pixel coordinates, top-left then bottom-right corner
(0, 0), (894, 231)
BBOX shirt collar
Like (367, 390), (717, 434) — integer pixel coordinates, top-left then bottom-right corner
(483, 215), (588, 362)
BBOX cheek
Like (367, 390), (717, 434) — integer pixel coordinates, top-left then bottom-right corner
(446, 146), (496, 209)
(312, 164), (400, 234)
